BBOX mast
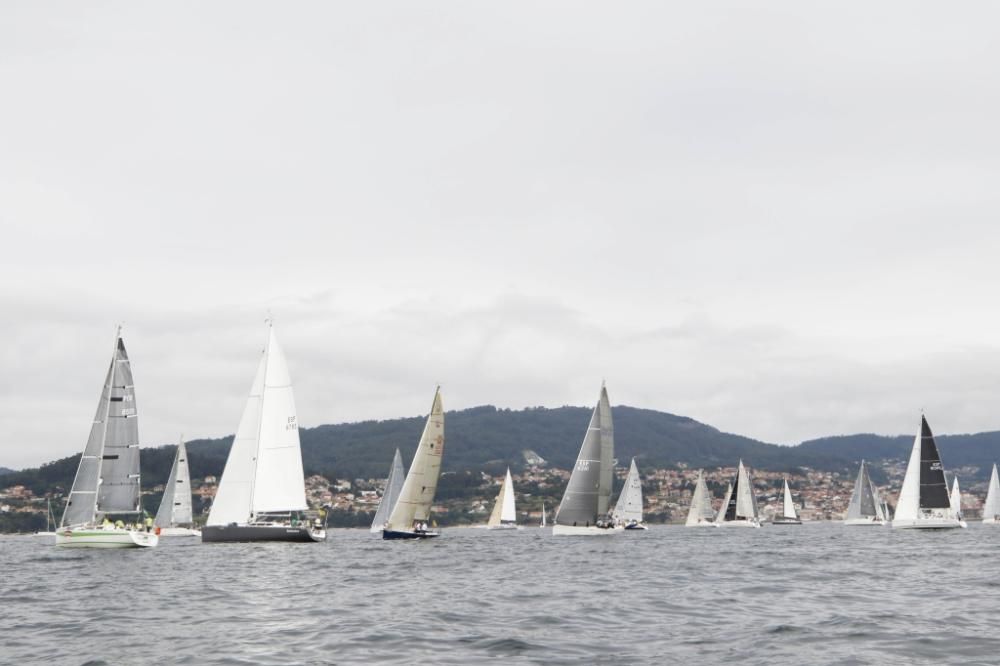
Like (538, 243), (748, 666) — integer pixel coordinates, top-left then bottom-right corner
(247, 323), (273, 521)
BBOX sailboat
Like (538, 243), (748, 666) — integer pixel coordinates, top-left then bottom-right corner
(612, 458), (646, 530)
(983, 464), (1000, 524)
(771, 478), (802, 525)
(203, 323), (325, 543)
(487, 468), (519, 530)
(552, 383), (621, 536)
(715, 460), (761, 528)
(685, 471), (718, 527)
(844, 460), (887, 526)
(892, 415), (964, 530)
(154, 439), (200, 537)
(32, 498), (58, 542)
(383, 388), (445, 540)
(540, 501), (547, 528)
(370, 448), (406, 533)
(949, 476), (968, 528)
(56, 329), (158, 548)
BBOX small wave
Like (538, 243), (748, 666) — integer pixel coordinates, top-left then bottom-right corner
(478, 637), (541, 656)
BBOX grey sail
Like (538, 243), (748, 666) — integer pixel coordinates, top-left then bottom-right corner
(371, 448), (405, 532)
(596, 385), (614, 517)
(62, 335), (140, 527)
(917, 416), (950, 509)
(156, 440), (193, 528)
(555, 385), (613, 527)
(846, 461), (879, 520)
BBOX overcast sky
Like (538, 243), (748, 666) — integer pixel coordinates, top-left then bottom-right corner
(2, 3), (999, 468)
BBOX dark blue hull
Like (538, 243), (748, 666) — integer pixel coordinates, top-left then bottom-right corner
(382, 529), (440, 540)
(202, 524), (325, 543)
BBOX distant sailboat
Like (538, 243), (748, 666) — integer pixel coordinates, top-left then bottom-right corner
(540, 501), (547, 528)
(844, 460), (887, 526)
(33, 498), (57, 542)
(383, 388), (445, 540)
(612, 458), (646, 530)
(983, 464), (1000, 525)
(715, 460), (761, 528)
(487, 468), (519, 530)
(552, 384), (621, 536)
(949, 477), (967, 527)
(370, 448), (406, 533)
(56, 329), (158, 548)
(771, 479), (801, 525)
(203, 323), (325, 543)
(685, 471), (718, 527)
(155, 439), (200, 537)
(892, 415), (964, 530)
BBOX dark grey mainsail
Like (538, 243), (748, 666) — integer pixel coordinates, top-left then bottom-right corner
(597, 385), (614, 517)
(918, 416), (950, 509)
(846, 461), (879, 520)
(62, 333), (141, 527)
(555, 385), (613, 527)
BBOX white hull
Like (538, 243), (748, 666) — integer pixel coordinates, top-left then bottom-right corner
(844, 518), (887, 526)
(892, 517), (965, 530)
(55, 527), (159, 548)
(551, 524), (623, 536)
(157, 526), (202, 537)
(719, 519), (761, 528)
(685, 521), (720, 528)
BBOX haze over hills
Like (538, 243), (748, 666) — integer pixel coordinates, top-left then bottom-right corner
(4, 404), (999, 497)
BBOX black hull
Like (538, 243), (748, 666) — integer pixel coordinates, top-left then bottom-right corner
(202, 525), (325, 543)
(382, 529), (440, 540)
(770, 518), (802, 525)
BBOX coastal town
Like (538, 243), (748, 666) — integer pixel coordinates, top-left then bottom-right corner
(2, 454), (994, 530)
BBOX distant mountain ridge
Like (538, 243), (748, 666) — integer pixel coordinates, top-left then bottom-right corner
(5, 404), (999, 497)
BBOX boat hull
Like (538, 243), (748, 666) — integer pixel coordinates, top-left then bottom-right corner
(157, 526), (202, 537)
(551, 524), (623, 536)
(623, 523), (648, 530)
(382, 529), (440, 540)
(844, 518), (887, 526)
(202, 524), (326, 542)
(719, 519), (761, 528)
(55, 527), (158, 548)
(892, 517), (965, 530)
(770, 517), (802, 525)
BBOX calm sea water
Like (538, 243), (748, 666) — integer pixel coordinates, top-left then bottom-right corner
(2, 523), (999, 665)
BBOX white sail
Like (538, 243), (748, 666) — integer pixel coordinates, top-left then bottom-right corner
(782, 479), (798, 520)
(950, 477), (962, 520)
(736, 461), (758, 519)
(541, 501), (547, 527)
(385, 388), (445, 532)
(208, 325), (307, 527)
(370, 448), (406, 533)
(612, 458), (644, 525)
(686, 471), (716, 526)
(715, 482), (733, 524)
(488, 468), (517, 527)
(155, 440), (193, 528)
(893, 432), (922, 523)
(983, 464), (1000, 523)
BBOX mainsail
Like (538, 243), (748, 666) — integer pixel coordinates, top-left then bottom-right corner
(984, 464), (1000, 522)
(155, 439), (194, 528)
(62, 332), (142, 527)
(846, 461), (880, 521)
(488, 468), (517, 527)
(894, 416), (951, 521)
(781, 479), (798, 520)
(611, 458), (643, 525)
(370, 448), (405, 533)
(686, 470), (716, 526)
(208, 324), (308, 527)
(385, 388), (445, 532)
(554, 384), (614, 528)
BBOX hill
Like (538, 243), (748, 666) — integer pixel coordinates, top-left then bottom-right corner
(4, 405), (999, 498)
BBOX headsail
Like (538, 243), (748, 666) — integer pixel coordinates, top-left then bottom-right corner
(208, 324), (307, 527)
(62, 332), (141, 527)
(371, 448), (405, 533)
(949, 476), (962, 520)
(155, 439), (194, 528)
(611, 458), (643, 525)
(846, 461), (880, 521)
(715, 482), (733, 524)
(984, 464), (1000, 522)
(488, 468), (517, 527)
(781, 479), (798, 520)
(686, 470), (716, 526)
(385, 388), (445, 532)
(554, 384), (614, 528)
